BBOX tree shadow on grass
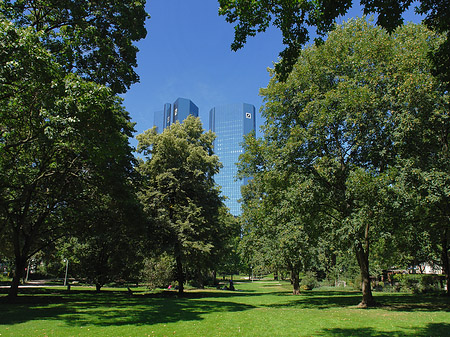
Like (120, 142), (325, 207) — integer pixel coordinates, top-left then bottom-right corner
(0, 288), (257, 327)
(263, 290), (450, 312)
(320, 323), (450, 337)
(374, 293), (450, 312)
(1, 287), (449, 328)
(265, 290), (363, 309)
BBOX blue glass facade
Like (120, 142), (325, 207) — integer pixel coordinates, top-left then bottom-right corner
(173, 98), (199, 124)
(153, 109), (164, 133)
(154, 98), (199, 133)
(163, 103), (172, 129)
(209, 103), (255, 216)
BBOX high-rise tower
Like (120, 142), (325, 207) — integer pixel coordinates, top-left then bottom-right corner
(153, 98), (199, 133)
(209, 103), (256, 216)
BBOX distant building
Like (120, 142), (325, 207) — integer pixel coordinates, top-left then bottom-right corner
(153, 109), (164, 133)
(154, 98), (199, 133)
(163, 103), (172, 129)
(209, 103), (256, 216)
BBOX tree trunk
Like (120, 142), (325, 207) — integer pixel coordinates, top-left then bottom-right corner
(355, 242), (376, 308)
(176, 254), (184, 294)
(197, 270), (204, 289)
(441, 228), (450, 296)
(291, 268), (300, 295)
(8, 255), (27, 299)
(95, 283), (102, 292)
(8, 224), (30, 300)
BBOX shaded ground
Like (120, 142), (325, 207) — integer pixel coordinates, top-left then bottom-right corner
(0, 283), (449, 336)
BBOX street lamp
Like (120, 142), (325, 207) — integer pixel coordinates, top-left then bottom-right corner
(25, 259), (31, 283)
(63, 258), (69, 286)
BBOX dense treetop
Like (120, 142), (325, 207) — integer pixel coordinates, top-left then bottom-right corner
(0, 18), (137, 298)
(238, 18), (449, 305)
(219, 0), (450, 81)
(0, 0), (149, 93)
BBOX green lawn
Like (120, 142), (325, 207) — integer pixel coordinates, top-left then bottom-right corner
(1, 281), (449, 336)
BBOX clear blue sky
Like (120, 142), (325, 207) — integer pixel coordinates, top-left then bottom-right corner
(123, 1), (423, 147)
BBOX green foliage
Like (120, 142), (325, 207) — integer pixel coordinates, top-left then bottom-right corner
(238, 132), (321, 294)
(218, 0), (353, 79)
(239, 18), (447, 305)
(393, 274), (444, 294)
(137, 116), (226, 292)
(0, 0), (149, 93)
(219, 1), (449, 82)
(213, 211), (242, 278)
(300, 271), (318, 290)
(141, 253), (175, 289)
(0, 18), (137, 297)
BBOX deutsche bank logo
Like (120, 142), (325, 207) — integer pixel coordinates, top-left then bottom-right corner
(245, 112), (252, 119)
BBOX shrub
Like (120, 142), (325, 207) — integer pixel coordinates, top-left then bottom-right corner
(300, 271), (318, 290)
(393, 274), (442, 293)
(141, 253), (175, 289)
(353, 274), (362, 291)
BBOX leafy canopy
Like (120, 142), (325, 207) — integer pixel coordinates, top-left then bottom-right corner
(0, 0), (149, 93)
(0, 18), (136, 297)
(137, 116), (224, 292)
(219, 0), (449, 81)
(238, 18), (446, 305)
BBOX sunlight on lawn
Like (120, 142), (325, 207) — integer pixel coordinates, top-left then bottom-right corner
(1, 281), (449, 336)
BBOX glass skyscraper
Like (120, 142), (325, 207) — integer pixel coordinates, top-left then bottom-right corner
(153, 98), (199, 133)
(209, 103), (256, 216)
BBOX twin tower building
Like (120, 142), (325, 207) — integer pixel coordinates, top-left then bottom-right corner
(153, 97), (255, 216)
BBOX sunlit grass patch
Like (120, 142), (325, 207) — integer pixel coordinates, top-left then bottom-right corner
(1, 281), (449, 336)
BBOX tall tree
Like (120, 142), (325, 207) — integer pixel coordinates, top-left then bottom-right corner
(136, 116), (224, 294)
(389, 22), (450, 292)
(238, 142), (319, 295)
(218, 0), (449, 82)
(238, 19), (445, 307)
(0, 19), (136, 298)
(0, 0), (149, 93)
(62, 170), (145, 292)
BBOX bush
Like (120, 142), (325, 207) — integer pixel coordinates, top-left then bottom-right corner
(319, 278), (335, 287)
(141, 253), (175, 289)
(300, 271), (318, 290)
(352, 274), (362, 291)
(393, 274), (442, 293)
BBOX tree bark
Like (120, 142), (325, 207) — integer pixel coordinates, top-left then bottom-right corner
(176, 254), (184, 294)
(291, 267), (300, 295)
(8, 224), (30, 300)
(8, 255), (27, 299)
(441, 228), (450, 296)
(355, 241), (376, 308)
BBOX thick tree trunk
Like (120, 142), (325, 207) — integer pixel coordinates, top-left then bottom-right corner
(95, 283), (102, 292)
(291, 268), (300, 295)
(176, 255), (184, 294)
(353, 220), (377, 308)
(355, 242), (376, 308)
(8, 224), (30, 300)
(8, 255), (27, 299)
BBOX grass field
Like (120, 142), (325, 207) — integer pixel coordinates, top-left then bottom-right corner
(1, 281), (449, 336)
